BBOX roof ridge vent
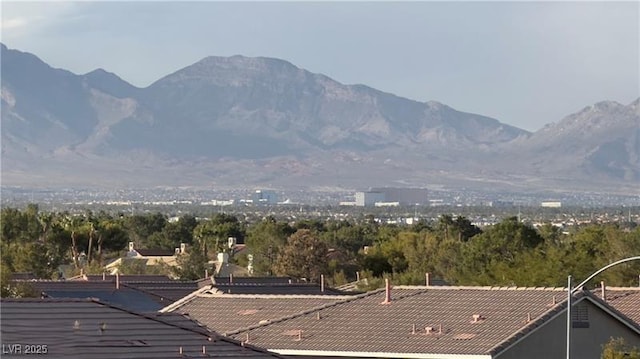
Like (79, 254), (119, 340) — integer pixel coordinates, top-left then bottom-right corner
(471, 314), (485, 323)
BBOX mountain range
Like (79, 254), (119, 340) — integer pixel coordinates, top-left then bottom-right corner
(1, 43), (638, 195)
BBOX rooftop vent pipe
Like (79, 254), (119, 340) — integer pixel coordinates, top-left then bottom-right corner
(380, 278), (391, 304)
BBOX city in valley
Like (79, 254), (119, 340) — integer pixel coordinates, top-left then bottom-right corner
(2, 1), (639, 358)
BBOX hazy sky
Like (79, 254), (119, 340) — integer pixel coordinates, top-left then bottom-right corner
(1, 1), (638, 131)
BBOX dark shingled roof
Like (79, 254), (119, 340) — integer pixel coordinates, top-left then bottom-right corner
(0, 298), (284, 359)
(126, 280), (204, 302)
(213, 277), (301, 284)
(135, 248), (176, 256)
(10, 272), (38, 280)
(72, 274), (175, 282)
(25, 281), (166, 312)
(222, 286), (640, 357)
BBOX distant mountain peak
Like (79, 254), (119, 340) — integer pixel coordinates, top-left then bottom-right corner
(82, 67), (138, 97)
(2, 44), (637, 192)
(590, 100), (624, 111)
(194, 54), (300, 73)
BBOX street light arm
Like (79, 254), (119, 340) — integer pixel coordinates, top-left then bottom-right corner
(571, 256), (640, 294)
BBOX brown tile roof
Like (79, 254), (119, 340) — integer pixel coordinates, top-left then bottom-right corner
(165, 292), (355, 335)
(599, 287), (640, 324)
(0, 298), (284, 358)
(210, 283), (353, 296)
(224, 286), (590, 356)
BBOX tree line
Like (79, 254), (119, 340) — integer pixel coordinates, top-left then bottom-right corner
(1, 205), (639, 292)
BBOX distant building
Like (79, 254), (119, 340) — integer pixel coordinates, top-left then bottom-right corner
(370, 187), (429, 205)
(355, 191), (385, 206)
(104, 242), (185, 274)
(374, 202), (400, 207)
(352, 187), (430, 207)
(541, 201), (562, 208)
(485, 200), (515, 207)
(252, 190), (278, 204)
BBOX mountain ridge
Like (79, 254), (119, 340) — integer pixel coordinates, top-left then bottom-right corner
(1, 43), (638, 194)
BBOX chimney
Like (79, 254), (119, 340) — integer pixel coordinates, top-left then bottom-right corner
(356, 271), (360, 282)
(179, 347), (183, 355)
(320, 274), (325, 293)
(316, 312), (321, 320)
(102, 272), (106, 281)
(115, 272), (120, 290)
(202, 346), (206, 354)
(128, 242), (134, 252)
(205, 269), (209, 278)
(411, 323), (416, 334)
(180, 243), (186, 254)
(527, 313), (532, 323)
(229, 273), (234, 284)
(380, 278), (391, 304)
(425, 272), (430, 287)
(217, 252), (229, 264)
(601, 281), (607, 302)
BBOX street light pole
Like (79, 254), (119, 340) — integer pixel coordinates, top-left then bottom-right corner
(566, 256), (640, 359)
(566, 275), (571, 359)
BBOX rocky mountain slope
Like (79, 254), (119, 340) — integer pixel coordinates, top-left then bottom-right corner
(1, 43), (638, 194)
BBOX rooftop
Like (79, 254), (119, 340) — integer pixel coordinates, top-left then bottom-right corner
(163, 290), (356, 334)
(597, 286), (640, 324)
(220, 285), (638, 357)
(25, 280), (166, 312)
(0, 298), (284, 358)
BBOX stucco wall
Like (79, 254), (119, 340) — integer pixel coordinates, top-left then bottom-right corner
(496, 299), (640, 359)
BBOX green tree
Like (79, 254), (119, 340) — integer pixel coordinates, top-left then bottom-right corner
(171, 243), (209, 280)
(273, 229), (329, 282)
(122, 213), (167, 247)
(452, 217), (544, 285)
(602, 337), (640, 359)
(147, 215), (198, 250)
(116, 259), (170, 276)
(193, 214), (244, 259)
(245, 216), (294, 275)
(0, 261), (39, 298)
